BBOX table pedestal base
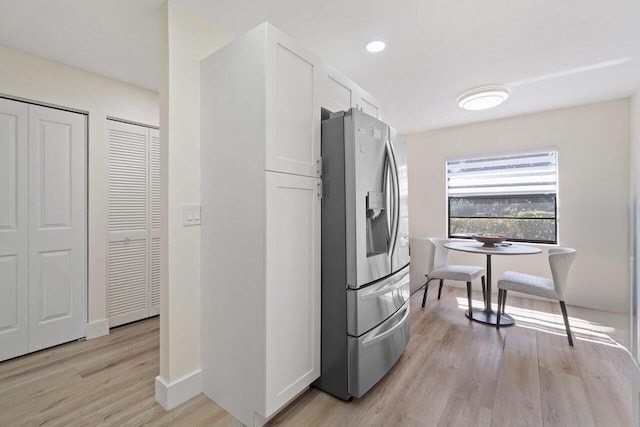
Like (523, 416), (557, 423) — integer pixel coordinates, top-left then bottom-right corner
(466, 309), (514, 326)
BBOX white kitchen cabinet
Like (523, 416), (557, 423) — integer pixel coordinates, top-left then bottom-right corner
(202, 21), (320, 179)
(200, 22), (321, 427)
(264, 172), (321, 416)
(320, 64), (382, 118)
(265, 31), (321, 178)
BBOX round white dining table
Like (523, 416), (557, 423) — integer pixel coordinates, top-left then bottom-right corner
(444, 241), (542, 326)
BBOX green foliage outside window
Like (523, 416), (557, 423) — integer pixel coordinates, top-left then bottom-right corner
(448, 196), (557, 243)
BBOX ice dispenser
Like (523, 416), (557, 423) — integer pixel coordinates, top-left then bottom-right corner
(366, 191), (388, 257)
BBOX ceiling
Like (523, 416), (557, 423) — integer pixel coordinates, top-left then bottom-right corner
(1, 0), (639, 133)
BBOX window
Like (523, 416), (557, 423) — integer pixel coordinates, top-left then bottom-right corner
(447, 150), (558, 244)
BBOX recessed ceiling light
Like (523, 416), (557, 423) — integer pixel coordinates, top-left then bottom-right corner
(366, 40), (386, 53)
(457, 85), (510, 111)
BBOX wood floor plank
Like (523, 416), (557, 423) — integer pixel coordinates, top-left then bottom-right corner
(161, 395), (245, 427)
(535, 327), (581, 377)
(450, 322), (503, 411)
(380, 411), (427, 427)
(437, 396), (492, 427)
(391, 340), (464, 424)
(0, 288), (632, 427)
(491, 324), (543, 427)
(269, 389), (354, 427)
(574, 352), (631, 427)
(539, 366), (595, 427)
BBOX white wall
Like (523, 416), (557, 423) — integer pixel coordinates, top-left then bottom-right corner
(156, 1), (231, 409)
(408, 99), (630, 313)
(0, 44), (159, 336)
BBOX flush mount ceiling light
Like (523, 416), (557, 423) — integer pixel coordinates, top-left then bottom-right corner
(457, 85), (510, 111)
(366, 40), (386, 53)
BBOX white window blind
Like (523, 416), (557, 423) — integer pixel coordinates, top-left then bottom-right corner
(447, 150), (557, 196)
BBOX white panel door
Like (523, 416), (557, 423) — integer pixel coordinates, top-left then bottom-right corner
(264, 172), (321, 416)
(107, 120), (160, 326)
(0, 98), (29, 361)
(28, 104), (86, 352)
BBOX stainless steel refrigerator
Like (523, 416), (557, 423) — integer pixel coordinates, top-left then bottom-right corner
(313, 108), (410, 400)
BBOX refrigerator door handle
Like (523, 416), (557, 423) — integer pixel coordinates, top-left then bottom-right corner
(392, 148), (401, 251)
(361, 304), (410, 348)
(385, 139), (400, 262)
(383, 154), (392, 242)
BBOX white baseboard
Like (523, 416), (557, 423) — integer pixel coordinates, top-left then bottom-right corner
(155, 370), (203, 411)
(85, 318), (109, 339)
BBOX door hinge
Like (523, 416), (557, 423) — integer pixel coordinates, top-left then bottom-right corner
(317, 180), (323, 199)
(316, 157), (323, 176)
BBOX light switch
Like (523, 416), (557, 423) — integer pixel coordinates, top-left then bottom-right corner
(183, 205), (202, 226)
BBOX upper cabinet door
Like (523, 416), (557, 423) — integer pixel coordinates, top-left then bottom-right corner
(321, 64), (354, 114)
(355, 88), (381, 120)
(320, 64), (382, 119)
(265, 26), (321, 178)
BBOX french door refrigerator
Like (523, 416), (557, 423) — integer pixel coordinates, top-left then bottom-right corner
(314, 108), (410, 400)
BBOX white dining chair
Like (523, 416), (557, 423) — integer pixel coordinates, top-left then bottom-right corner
(496, 247), (577, 346)
(420, 238), (486, 320)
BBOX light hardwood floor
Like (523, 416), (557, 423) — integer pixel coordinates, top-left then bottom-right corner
(0, 287), (631, 426)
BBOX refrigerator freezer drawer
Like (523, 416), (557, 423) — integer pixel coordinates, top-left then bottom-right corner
(347, 266), (410, 336)
(347, 300), (410, 398)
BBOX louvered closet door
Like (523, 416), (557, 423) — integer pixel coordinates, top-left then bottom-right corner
(107, 120), (159, 327)
(149, 128), (160, 315)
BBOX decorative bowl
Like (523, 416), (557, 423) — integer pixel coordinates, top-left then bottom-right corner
(472, 233), (506, 247)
